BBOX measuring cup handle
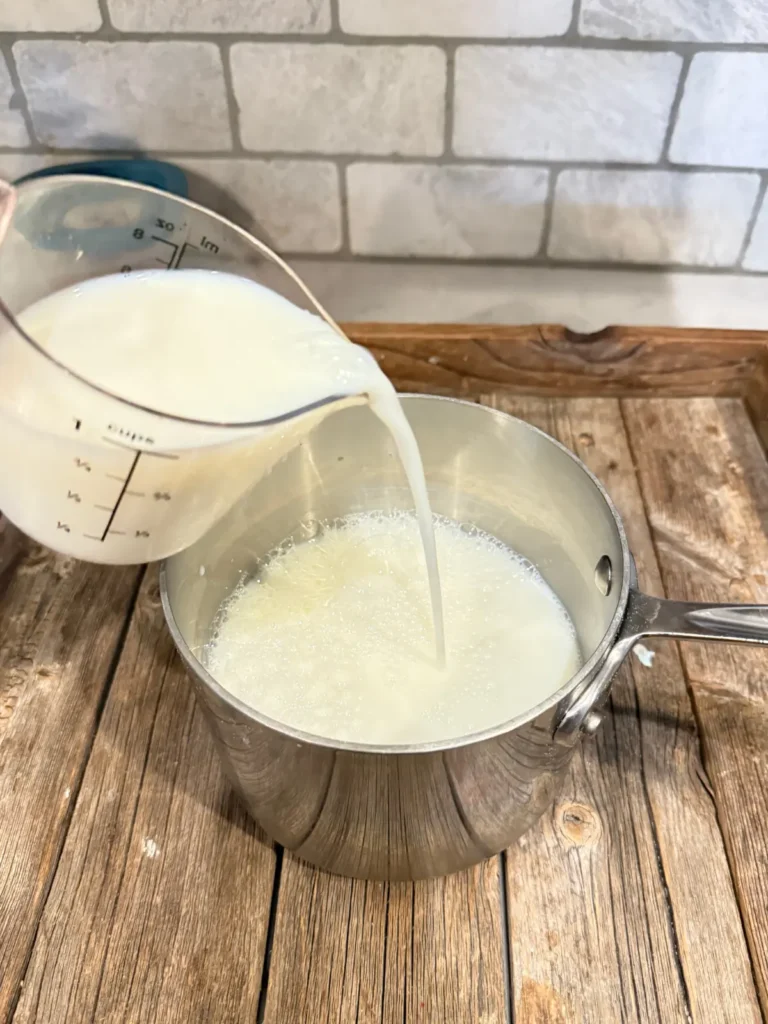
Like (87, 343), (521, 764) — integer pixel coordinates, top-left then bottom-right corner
(12, 159), (189, 198)
(554, 590), (768, 744)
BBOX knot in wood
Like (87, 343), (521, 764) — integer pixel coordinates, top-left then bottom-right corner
(556, 801), (602, 847)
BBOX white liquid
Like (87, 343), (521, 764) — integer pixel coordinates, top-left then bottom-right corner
(4, 270), (444, 659)
(207, 512), (581, 745)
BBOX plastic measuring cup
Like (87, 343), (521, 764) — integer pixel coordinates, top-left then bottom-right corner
(0, 170), (361, 564)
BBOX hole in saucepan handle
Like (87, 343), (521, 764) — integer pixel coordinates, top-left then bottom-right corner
(595, 555), (612, 596)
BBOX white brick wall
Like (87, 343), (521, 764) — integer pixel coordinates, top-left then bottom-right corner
(1, 2), (768, 272)
(347, 164), (548, 257)
(549, 170), (759, 265)
(109, 0), (330, 33)
(454, 48), (681, 161)
(743, 194), (768, 271)
(340, 0), (572, 38)
(0, 0), (101, 32)
(0, 56), (29, 147)
(231, 44), (445, 155)
(580, 0), (768, 43)
(670, 54), (768, 167)
(14, 42), (231, 150)
(178, 158), (342, 252)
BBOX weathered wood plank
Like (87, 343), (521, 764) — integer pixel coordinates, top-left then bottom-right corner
(345, 323), (768, 404)
(262, 855), (509, 1023)
(11, 569), (276, 1024)
(568, 397), (762, 1024)
(0, 546), (140, 1019)
(624, 396), (768, 1011)
(492, 395), (760, 1023)
(490, 397), (686, 1023)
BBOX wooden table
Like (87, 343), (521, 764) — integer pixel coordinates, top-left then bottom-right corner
(2, 323), (768, 1023)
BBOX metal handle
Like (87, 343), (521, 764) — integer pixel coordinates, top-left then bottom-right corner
(554, 590), (768, 744)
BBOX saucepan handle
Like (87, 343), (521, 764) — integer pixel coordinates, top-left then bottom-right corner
(554, 590), (768, 744)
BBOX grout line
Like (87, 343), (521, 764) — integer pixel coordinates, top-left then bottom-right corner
(96, 0), (113, 32)
(0, 41), (38, 146)
(659, 54), (692, 164)
(219, 42), (244, 154)
(442, 43), (457, 157)
(737, 173), (768, 267)
(328, 0), (341, 33)
(1, 147), (765, 177)
(336, 157), (352, 255)
(4, 30), (768, 52)
(566, 0), (583, 38)
(537, 167), (558, 257)
(271, 250), (768, 276)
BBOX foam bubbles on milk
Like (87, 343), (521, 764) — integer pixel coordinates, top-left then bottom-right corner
(207, 511), (581, 746)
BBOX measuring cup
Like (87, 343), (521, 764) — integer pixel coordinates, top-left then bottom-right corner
(0, 172), (360, 564)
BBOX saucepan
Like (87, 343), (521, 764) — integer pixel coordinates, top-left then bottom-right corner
(160, 396), (768, 880)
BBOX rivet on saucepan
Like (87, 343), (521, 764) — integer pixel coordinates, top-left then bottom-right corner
(582, 710), (603, 735)
(594, 555), (612, 596)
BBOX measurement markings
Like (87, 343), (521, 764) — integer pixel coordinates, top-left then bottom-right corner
(102, 436), (180, 460)
(151, 235), (179, 268)
(100, 451), (141, 542)
(175, 240), (197, 268)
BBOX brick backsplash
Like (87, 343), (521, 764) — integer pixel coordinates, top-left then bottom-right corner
(453, 47), (681, 162)
(2, 0), (768, 272)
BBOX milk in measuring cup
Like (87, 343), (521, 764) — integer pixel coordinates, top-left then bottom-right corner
(0, 268), (444, 661)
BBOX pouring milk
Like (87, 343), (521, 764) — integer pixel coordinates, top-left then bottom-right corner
(3, 266), (581, 741)
(3, 268), (445, 662)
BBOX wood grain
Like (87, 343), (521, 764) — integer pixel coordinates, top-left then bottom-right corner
(10, 569), (277, 1024)
(491, 398), (687, 1024)
(0, 547), (140, 1019)
(503, 396), (759, 1024)
(345, 323), (768, 405)
(624, 397), (768, 1012)
(3, 321), (768, 1024)
(262, 856), (509, 1023)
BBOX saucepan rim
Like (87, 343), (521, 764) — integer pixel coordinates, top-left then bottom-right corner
(160, 394), (632, 755)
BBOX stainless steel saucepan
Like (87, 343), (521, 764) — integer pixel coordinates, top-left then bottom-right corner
(160, 396), (768, 880)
